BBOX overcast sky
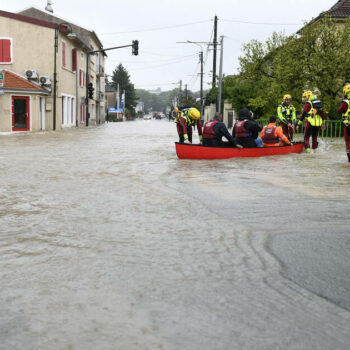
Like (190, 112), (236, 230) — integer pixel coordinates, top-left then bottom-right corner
(1, 0), (338, 92)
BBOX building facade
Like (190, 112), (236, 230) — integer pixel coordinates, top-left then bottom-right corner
(0, 8), (106, 133)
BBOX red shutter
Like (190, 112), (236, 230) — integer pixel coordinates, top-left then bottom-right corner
(0, 39), (12, 63)
(62, 41), (66, 67)
(72, 48), (77, 71)
(79, 69), (82, 86)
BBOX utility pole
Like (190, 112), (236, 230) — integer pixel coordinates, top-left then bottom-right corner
(212, 15), (218, 88)
(199, 51), (204, 118)
(218, 36), (224, 114)
(179, 80), (182, 92)
(185, 84), (188, 106)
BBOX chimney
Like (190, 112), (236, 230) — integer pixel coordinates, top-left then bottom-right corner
(45, 0), (54, 13)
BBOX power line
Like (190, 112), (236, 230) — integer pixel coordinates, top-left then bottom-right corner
(141, 51), (198, 58)
(107, 54), (197, 64)
(99, 20), (211, 35)
(188, 27), (214, 91)
(221, 18), (301, 26)
(130, 56), (197, 71)
(135, 82), (178, 88)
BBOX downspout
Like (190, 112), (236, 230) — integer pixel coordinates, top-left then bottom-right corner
(76, 56), (78, 127)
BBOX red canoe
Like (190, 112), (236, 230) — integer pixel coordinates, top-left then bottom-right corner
(175, 142), (304, 159)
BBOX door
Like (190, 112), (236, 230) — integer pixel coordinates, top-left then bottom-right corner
(40, 97), (46, 130)
(12, 96), (30, 131)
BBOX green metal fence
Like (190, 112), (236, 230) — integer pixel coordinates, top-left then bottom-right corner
(256, 119), (344, 140)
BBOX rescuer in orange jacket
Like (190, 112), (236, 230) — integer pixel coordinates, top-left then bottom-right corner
(261, 116), (291, 147)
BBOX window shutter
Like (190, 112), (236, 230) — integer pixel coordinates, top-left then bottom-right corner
(72, 48), (77, 71)
(0, 39), (12, 63)
(62, 41), (66, 67)
(79, 69), (82, 86)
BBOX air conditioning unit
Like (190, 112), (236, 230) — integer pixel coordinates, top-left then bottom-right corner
(39, 76), (52, 86)
(25, 69), (38, 80)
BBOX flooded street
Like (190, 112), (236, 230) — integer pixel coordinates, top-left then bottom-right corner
(1, 120), (350, 350)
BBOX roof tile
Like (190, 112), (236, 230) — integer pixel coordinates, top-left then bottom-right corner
(0, 70), (48, 92)
(324, 0), (350, 18)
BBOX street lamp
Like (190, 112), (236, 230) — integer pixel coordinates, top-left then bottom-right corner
(177, 41), (204, 118)
(53, 23), (77, 130)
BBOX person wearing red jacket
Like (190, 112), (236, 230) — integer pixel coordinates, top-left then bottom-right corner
(203, 112), (242, 148)
(175, 107), (203, 143)
(337, 84), (350, 162)
(296, 91), (326, 153)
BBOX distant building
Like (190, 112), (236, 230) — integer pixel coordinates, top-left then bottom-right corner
(135, 101), (144, 113)
(148, 87), (162, 95)
(105, 85), (117, 111)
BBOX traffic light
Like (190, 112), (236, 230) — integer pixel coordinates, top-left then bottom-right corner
(132, 40), (139, 56)
(88, 82), (94, 99)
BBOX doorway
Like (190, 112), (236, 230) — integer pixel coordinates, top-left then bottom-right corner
(12, 96), (30, 131)
(40, 97), (45, 130)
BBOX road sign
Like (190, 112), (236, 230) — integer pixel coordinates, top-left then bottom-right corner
(0, 73), (4, 80)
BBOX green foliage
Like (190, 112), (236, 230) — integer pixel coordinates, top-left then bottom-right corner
(111, 64), (137, 110)
(222, 76), (257, 115)
(204, 87), (218, 106)
(235, 17), (350, 119)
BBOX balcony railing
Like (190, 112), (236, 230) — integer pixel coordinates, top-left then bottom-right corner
(96, 65), (104, 77)
(256, 118), (345, 140)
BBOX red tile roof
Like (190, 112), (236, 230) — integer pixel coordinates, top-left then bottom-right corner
(325, 0), (350, 18)
(0, 70), (48, 93)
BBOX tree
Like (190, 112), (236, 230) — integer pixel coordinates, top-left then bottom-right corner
(222, 76), (257, 116)
(235, 17), (350, 119)
(111, 64), (137, 111)
(105, 74), (112, 87)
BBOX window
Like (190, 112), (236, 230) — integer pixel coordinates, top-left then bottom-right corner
(72, 48), (77, 71)
(62, 41), (66, 67)
(0, 38), (12, 64)
(61, 94), (76, 127)
(79, 69), (85, 87)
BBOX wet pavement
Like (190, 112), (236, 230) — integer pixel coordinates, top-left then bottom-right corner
(0, 120), (349, 349)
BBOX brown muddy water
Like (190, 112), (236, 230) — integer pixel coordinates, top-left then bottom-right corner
(0, 120), (349, 350)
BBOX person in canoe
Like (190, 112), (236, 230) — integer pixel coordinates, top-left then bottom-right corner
(175, 107), (203, 144)
(277, 94), (296, 140)
(202, 112), (243, 148)
(232, 108), (263, 148)
(261, 116), (291, 147)
(296, 90), (326, 153)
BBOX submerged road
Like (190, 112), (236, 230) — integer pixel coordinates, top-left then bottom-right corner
(0, 120), (349, 349)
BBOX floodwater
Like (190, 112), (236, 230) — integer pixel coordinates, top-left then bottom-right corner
(0, 120), (349, 350)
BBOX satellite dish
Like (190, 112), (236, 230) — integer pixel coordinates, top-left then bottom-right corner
(45, 0), (54, 13)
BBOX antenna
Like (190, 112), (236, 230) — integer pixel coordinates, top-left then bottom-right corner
(45, 0), (54, 13)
